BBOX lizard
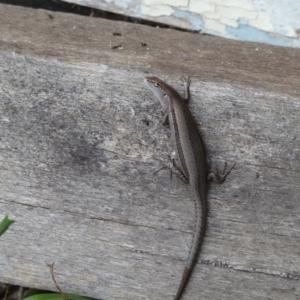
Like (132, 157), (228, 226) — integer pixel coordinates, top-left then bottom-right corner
(144, 76), (234, 300)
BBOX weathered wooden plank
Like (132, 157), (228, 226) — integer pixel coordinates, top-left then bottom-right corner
(0, 3), (300, 300)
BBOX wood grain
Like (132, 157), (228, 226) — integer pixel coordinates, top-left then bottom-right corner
(0, 4), (300, 300)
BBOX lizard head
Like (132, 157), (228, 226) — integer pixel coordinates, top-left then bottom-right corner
(144, 76), (167, 106)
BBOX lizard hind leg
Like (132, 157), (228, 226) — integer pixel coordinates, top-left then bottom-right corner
(153, 155), (189, 184)
(207, 161), (236, 184)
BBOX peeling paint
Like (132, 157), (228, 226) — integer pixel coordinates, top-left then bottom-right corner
(227, 18), (299, 47)
(222, 0), (254, 10)
(173, 10), (205, 31)
(278, 24), (297, 38)
(141, 4), (174, 17)
(101, 0), (300, 48)
(102, 0), (131, 9)
(219, 17), (238, 28)
(216, 6), (258, 20)
(249, 11), (275, 32)
(144, 0), (188, 5)
(204, 18), (227, 34)
(189, 1), (215, 15)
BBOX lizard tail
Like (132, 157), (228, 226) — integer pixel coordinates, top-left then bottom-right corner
(174, 183), (207, 300)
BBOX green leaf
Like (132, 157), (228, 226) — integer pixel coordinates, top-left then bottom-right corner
(22, 289), (47, 298)
(65, 295), (94, 300)
(23, 293), (93, 300)
(0, 215), (15, 237)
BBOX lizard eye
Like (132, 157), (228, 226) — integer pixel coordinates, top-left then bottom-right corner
(154, 82), (159, 87)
